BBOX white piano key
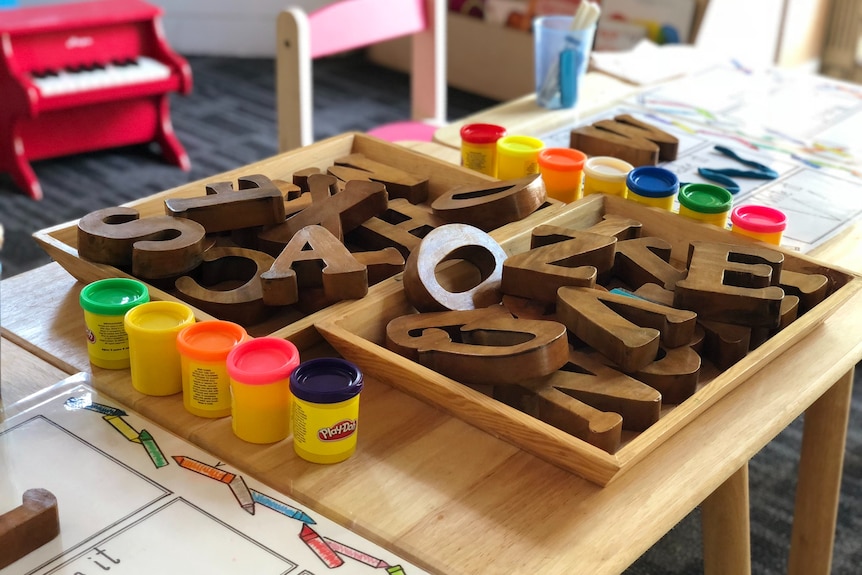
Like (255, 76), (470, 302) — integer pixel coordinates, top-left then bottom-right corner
(31, 56), (172, 97)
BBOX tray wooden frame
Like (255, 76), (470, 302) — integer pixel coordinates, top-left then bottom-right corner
(316, 194), (861, 486)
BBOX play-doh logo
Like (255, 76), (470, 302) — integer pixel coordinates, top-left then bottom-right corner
(85, 327), (96, 344)
(318, 419), (356, 441)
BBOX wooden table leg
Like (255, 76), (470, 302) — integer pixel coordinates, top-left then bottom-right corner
(787, 367), (854, 575)
(702, 463), (751, 575)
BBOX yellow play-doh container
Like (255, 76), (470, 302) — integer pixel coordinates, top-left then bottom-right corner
(227, 337), (300, 444)
(625, 166), (679, 211)
(79, 278), (149, 369)
(495, 134), (544, 180)
(290, 358), (364, 464)
(537, 147), (587, 203)
(176, 320), (249, 418)
(677, 183), (733, 228)
(582, 156), (634, 197)
(124, 301), (195, 396)
(460, 123), (506, 176)
(731, 205), (787, 245)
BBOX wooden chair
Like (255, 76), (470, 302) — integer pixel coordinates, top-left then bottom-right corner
(276, 0), (447, 152)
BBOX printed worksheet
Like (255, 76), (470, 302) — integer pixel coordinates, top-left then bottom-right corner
(1, 374), (427, 575)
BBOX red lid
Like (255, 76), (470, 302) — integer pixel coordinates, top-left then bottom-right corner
(537, 147), (587, 171)
(226, 337), (300, 385)
(731, 205), (787, 234)
(460, 123), (507, 144)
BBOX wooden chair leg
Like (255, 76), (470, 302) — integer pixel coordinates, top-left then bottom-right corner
(787, 367), (854, 575)
(702, 464), (751, 575)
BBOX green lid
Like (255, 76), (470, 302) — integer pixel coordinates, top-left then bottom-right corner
(679, 183), (733, 214)
(80, 278), (149, 316)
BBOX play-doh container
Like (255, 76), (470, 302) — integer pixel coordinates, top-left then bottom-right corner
(582, 156), (633, 197)
(537, 147), (587, 203)
(625, 166), (679, 210)
(460, 123), (506, 176)
(79, 278), (149, 369)
(290, 357), (364, 464)
(227, 337), (300, 444)
(678, 183), (733, 227)
(124, 301), (195, 395)
(177, 320), (249, 418)
(495, 135), (544, 180)
(731, 205), (787, 245)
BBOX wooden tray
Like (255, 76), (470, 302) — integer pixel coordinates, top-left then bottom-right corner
(33, 133), (562, 345)
(315, 194), (862, 486)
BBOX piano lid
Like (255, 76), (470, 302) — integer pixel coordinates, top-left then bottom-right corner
(0, 0), (162, 36)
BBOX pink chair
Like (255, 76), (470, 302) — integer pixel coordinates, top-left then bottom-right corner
(276, 0), (447, 152)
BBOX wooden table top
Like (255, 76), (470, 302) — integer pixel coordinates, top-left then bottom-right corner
(3, 252), (862, 575)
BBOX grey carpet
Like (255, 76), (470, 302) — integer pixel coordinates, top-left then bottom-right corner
(0, 52), (859, 574)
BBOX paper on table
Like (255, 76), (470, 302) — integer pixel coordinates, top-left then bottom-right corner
(590, 39), (724, 85)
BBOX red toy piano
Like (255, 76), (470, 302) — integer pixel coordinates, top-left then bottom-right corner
(0, 0), (192, 200)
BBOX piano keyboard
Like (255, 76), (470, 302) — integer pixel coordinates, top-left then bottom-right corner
(31, 56), (172, 97)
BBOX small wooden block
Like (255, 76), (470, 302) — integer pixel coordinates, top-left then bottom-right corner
(674, 241), (785, 327)
(386, 306), (570, 386)
(625, 344), (701, 405)
(164, 174), (286, 233)
(779, 269), (829, 311)
(614, 237), (687, 290)
(501, 230), (615, 303)
(352, 247), (405, 285)
(260, 225), (367, 306)
(347, 198), (445, 258)
(175, 246), (275, 325)
(0, 488), (60, 570)
(557, 286), (697, 372)
(257, 179), (388, 254)
(430, 174), (546, 231)
(331, 152), (429, 204)
(403, 223), (507, 312)
(698, 319), (751, 370)
(77, 207), (206, 279)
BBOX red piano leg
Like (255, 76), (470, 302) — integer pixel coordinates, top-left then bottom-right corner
(155, 94), (190, 171)
(0, 123), (43, 201)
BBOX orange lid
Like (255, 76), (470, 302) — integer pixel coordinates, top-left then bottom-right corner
(176, 320), (249, 362)
(538, 147), (587, 171)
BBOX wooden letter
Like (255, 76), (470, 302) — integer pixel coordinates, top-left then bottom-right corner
(698, 319), (752, 370)
(260, 225), (367, 306)
(626, 345), (701, 405)
(557, 286), (697, 372)
(175, 246), (275, 325)
(77, 207), (206, 279)
(779, 269), (829, 311)
(501, 231), (615, 303)
(430, 174), (546, 231)
(403, 223), (507, 312)
(674, 241), (785, 327)
(257, 179), (388, 254)
(0, 488), (60, 569)
(570, 114), (678, 166)
(385, 306), (570, 385)
(331, 152), (429, 204)
(353, 247), (405, 285)
(347, 198), (445, 258)
(614, 237), (687, 290)
(164, 174), (286, 233)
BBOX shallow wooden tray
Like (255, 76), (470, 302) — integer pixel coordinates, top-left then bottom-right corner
(33, 133), (561, 342)
(315, 194), (862, 486)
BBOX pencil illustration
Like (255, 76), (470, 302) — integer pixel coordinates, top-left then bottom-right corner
(172, 455), (255, 515)
(250, 489), (315, 524)
(138, 429), (168, 468)
(103, 415), (141, 443)
(300, 524), (343, 568)
(323, 536), (389, 568)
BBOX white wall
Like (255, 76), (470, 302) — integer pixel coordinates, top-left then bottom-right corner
(18, 0), (333, 56)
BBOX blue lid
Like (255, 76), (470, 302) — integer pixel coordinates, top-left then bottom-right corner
(290, 358), (363, 404)
(626, 166), (679, 198)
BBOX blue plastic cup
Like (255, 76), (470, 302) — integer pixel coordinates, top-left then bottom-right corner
(534, 15), (596, 109)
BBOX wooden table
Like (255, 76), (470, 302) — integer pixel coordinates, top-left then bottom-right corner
(2, 182), (860, 574)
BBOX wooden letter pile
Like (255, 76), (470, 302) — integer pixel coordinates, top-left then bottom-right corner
(385, 217), (832, 454)
(76, 155), (549, 328)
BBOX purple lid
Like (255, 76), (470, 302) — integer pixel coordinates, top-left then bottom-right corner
(289, 358), (363, 404)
